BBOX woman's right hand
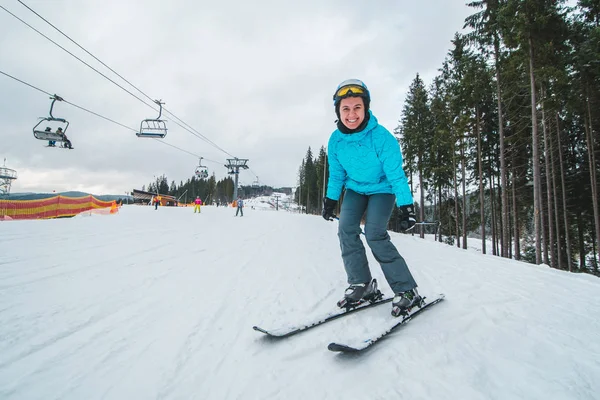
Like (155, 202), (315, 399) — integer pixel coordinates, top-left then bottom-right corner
(322, 198), (338, 221)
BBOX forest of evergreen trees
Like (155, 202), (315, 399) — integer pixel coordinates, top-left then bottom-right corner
(142, 174), (232, 205)
(141, 174), (283, 205)
(296, 1), (599, 275)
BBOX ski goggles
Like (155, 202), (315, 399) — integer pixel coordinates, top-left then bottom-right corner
(333, 79), (369, 103)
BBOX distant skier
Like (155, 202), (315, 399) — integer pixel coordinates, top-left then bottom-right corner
(322, 79), (420, 317)
(235, 196), (244, 217)
(194, 196), (202, 213)
(154, 196), (161, 210)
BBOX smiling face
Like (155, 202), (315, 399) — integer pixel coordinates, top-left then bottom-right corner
(339, 96), (365, 130)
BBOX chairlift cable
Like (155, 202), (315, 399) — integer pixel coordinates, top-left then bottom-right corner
(13, 0), (237, 159)
(16, 0), (158, 106)
(1, 69), (226, 164)
(1, 69), (209, 160)
(160, 107), (236, 157)
(4, 4), (262, 181)
(0, 70), (52, 96)
(1, 69), (135, 132)
(197, 156), (221, 164)
(248, 168), (260, 179)
(153, 140), (202, 158)
(0, 70), (204, 154)
(0, 5), (158, 113)
(62, 100), (138, 132)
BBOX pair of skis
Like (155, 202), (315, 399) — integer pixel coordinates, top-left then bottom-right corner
(253, 293), (444, 352)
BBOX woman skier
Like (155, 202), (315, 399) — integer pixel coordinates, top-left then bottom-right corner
(322, 79), (421, 317)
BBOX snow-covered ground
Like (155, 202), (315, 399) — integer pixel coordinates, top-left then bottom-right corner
(1, 205), (599, 399)
(243, 193), (297, 212)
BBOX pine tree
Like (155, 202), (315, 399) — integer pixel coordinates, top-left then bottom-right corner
(399, 74), (433, 238)
(315, 146), (328, 204)
(465, 0), (511, 257)
(429, 72), (455, 243)
(302, 147), (319, 214)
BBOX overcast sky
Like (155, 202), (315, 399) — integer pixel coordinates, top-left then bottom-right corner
(1, 0), (474, 195)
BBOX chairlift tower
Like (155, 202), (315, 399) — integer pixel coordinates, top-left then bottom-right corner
(0, 159), (18, 197)
(273, 193), (281, 211)
(225, 158), (249, 201)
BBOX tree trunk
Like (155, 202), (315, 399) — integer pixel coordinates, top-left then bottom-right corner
(528, 36), (542, 264)
(491, 169), (498, 256)
(541, 90), (555, 268)
(585, 96), (600, 269)
(306, 187), (310, 215)
(453, 139), (460, 248)
(556, 114), (572, 271)
(512, 158), (520, 260)
(298, 181), (302, 213)
(577, 210), (585, 270)
(419, 162), (425, 239)
(488, 163), (498, 256)
(322, 155), (328, 205)
(433, 190), (438, 242)
(508, 169), (513, 259)
(461, 133), (467, 250)
(438, 184), (443, 243)
(495, 38), (509, 258)
(549, 115), (562, 269)
(477, 108), (486, 254)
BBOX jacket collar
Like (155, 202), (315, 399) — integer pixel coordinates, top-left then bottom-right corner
(335, 111), (378, 142)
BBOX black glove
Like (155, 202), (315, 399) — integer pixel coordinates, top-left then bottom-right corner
(398, 204), (416, 231)
(322, 198), (338, 221)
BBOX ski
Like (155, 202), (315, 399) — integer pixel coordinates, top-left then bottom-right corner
(327, 294), (445, 353)
(253, 296), (393, 338)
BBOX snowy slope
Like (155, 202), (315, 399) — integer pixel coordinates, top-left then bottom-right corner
(1, 206), (599, 400)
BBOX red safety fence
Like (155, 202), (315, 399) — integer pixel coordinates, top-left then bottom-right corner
(0, 195), (117, 220)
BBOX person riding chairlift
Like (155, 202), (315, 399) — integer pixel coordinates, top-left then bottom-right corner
(46, 126), (56, 147)
(62, 133), (73, 149)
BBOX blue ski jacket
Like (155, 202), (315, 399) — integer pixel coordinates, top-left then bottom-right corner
(326, 111), (414, 207)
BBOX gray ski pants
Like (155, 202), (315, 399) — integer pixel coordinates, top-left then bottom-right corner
(338, 189), (417, 294)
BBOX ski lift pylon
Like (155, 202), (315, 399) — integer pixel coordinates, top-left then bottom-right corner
(194, 157), (208, 179)
(137, 99), (167, 138)
(33, 95), (70, 142)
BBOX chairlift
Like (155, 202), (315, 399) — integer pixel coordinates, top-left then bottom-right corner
(33, 95), (70, 142)
(137, 100), (167, 138)
(194, 157), (208, 179)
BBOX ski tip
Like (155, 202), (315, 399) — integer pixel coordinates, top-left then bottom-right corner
(253, 326), (288, 337)
(328, 343), (359, 353)
(253, 326), (269, 334)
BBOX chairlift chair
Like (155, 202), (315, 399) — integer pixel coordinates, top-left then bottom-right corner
(195, 167), (208, 179)
(137, 99), (168, 138)
(33, 95), (70, 142)
(194, 157), (208, 179)
(194, 157), (209, 179)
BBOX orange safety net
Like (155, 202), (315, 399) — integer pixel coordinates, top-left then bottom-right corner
(0, 195), (117, 220)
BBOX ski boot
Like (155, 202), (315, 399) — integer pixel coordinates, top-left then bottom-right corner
(391, 288), (423, 317)
(337, 279), (383, 309)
